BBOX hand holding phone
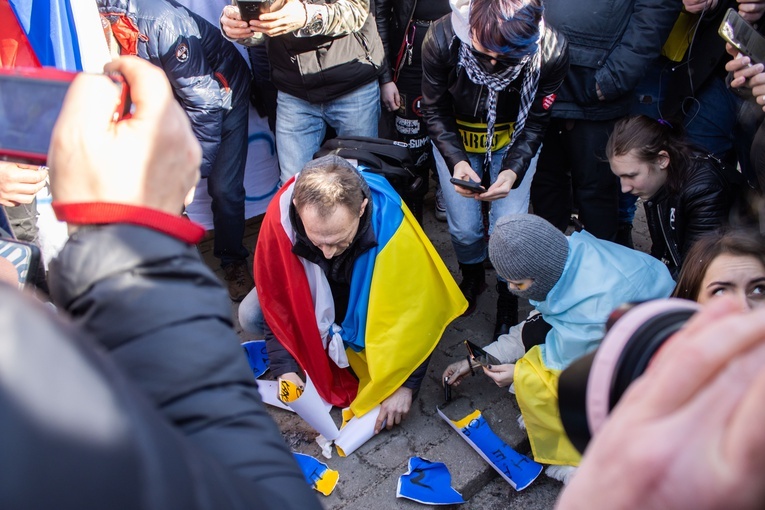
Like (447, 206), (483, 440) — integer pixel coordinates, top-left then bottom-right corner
(450, 177), (486, 194)
(464, 339), (501, 368)
(235, 0), (276, 22)
(0, 238), (40, 289)
(719, 8), (765, 64)
(0, 67), (131, 165)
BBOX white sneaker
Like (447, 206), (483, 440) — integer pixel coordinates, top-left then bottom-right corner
(434, 187), (447, 222)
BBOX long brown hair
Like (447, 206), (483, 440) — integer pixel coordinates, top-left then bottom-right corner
(606, 115), (698, 195)
(672, 228), (765, 301)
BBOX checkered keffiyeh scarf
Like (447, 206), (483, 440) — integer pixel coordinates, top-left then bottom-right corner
(458, 39), (541, 171)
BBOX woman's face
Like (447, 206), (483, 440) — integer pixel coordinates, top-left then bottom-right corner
(609, 150), (668, 200)
(697, 253), (765, 310)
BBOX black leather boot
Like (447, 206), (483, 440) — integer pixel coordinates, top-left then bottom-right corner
(458, 262), (487, 316)
(493, 282), (518, 341)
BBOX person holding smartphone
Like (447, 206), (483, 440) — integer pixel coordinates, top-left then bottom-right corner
(420, 0), (568, 342)
(0, 56), (321, 508)
(442, 213), (675, 482)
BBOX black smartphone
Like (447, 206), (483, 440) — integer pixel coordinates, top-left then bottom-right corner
(0, 237), (40, 290)
(235, 0), (275, 22)
(719, 8), (765, 64)
(0, 67), (130, 165)
(464, 339), (501, 367)
(450, 177), (486, 194)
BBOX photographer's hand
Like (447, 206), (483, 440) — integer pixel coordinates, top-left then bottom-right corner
(48, 56), (201, 214)
(557, 298), (765, 510)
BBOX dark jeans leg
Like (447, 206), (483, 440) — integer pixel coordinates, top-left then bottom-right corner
(567, 119), (619, 241)
(531, 119), (572, 233)
(208, 99), (249, 266)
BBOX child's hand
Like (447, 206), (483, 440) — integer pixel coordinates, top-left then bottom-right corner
(482, 363), (515, 387)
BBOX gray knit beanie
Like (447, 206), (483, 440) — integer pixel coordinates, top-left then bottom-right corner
(488, 214), (569, 302)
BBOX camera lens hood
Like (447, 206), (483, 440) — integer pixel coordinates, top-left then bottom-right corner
(559, 299), (700, 453)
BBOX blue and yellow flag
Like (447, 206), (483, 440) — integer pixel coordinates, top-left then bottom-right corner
(397, 457), (465, 505)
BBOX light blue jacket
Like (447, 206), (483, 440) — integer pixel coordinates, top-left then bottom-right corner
(532, 230), (675, 370)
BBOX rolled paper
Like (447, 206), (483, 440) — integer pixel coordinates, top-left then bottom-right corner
(282, 374), (340, 441)
(334, 406), (381, 457)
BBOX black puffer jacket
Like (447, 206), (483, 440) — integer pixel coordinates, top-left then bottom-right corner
(644, 155), (740, 277)
(97, 0), (250, 179)
(543, 0), (679, 120)
(420, 16), (568, 185)
(45, 225), (321, 508)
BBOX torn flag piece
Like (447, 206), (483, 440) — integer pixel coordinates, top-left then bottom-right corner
(292, 452), (339, 496)
(438, 408), (542, 491)
(242, 340), (269, 378)
(397, 457), (464, 505)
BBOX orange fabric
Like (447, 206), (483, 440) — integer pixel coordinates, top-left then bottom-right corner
(102, 13), (142, 56)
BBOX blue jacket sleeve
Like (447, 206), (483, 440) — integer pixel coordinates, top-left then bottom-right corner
(157, 18), (226, 178)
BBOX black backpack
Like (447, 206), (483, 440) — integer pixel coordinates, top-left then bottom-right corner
(314, 136), (424, 197)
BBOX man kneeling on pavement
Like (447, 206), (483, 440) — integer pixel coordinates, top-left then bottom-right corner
(240, 155), (467, 433)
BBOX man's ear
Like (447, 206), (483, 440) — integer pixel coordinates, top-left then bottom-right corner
(359, 198), (369, 217)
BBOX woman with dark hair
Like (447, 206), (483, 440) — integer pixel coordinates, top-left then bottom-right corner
(673, 228), (765, 309)
(606, 114), (742, 277)
(421, 0), (568, 340)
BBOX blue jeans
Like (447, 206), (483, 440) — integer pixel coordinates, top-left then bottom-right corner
(208, 97), (250, 266)
(433, 144), (538, 265)
(239, 288), (265, 336)
(275, 81), (380, 183)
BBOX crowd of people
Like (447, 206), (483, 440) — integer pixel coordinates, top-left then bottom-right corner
(3, 0), (765, 507)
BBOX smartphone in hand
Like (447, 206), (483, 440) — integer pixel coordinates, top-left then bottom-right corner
(450, 177), (486, 193)
(719, 8), (765, 64)
(464, 339), (501, 367)
(0, 237), (41, 290)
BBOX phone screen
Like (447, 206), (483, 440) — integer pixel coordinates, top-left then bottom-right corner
(0, 238), (40, 289)
(464, 340), (501, 367)
(236, 0), (268, 22)
(0, 73), (71, 164)
(719, 8), (765, 64)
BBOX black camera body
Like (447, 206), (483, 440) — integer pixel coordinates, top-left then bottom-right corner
(558, 299), (700, 453)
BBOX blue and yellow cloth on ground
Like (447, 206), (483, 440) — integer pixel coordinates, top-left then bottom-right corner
(292, 452), (339, 496)
(397, 457), (464, 505)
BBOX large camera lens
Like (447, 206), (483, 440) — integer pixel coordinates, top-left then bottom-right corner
(558, 299), (700, 453)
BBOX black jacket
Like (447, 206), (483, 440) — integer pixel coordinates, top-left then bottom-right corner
(266, 4), (386, 103)
(663, 0), (734, 117)
(37, 225), (321, 509)
(543, 0), (680, 120)
(644, 155), (740, 276)
(420, 16), (569, 185)
(374, 0), (416, 84)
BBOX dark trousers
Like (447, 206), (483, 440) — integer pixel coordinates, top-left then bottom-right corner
(531, 118), (620, 240)
(208, 97), (250, 266)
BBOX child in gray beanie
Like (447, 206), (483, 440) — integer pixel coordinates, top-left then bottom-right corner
(443, 213), (676, 482)
(488, 214), (570, 302)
